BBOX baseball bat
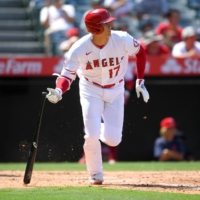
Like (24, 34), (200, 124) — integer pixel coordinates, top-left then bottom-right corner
(23, 92), (47, 184)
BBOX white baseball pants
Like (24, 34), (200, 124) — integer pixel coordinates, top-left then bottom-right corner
(79, 78), (124, 175)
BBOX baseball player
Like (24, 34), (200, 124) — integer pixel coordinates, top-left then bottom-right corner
(46, 8), (149, 185)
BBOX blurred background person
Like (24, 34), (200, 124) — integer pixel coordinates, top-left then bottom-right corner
(135, 0), (168, 20)
(139, 30), (170, 56)
(172, 26), (200, 58)
(154, 117), (185, 161)
(59, 27), (80, 57)
(139, 19), (154, 35)
(196, 27), (200, 42)
(103, 0), (134, 19)
(40, 0), (75, 55)
(155, 8), (183, 51)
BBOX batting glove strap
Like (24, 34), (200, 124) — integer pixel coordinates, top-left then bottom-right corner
(135, 79), (150, 103)
(46, 88), (62, 104)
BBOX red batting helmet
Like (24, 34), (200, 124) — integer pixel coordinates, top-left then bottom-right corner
(85, 8), (116, 34)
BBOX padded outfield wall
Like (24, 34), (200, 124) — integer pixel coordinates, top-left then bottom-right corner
(0, 76), (200, 162)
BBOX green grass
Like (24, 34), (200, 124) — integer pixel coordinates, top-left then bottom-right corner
(1, 161), (200, 171)
(0, 187), (200, 200)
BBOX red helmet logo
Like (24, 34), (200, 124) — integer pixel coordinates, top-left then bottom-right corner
(85, 8), (116, 34)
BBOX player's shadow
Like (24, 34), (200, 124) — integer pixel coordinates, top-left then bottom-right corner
(0, 174), (21, 177)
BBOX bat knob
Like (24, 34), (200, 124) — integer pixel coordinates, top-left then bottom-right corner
(42, 92), (48, 96)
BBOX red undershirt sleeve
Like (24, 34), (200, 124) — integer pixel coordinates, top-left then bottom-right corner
(135, 45), (146, 79)
(56, 77), (72, 94)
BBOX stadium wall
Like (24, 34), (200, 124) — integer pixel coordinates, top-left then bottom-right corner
(0, 76), (200, 162)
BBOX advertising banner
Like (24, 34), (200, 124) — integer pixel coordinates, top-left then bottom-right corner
(0, 56), (200, 76)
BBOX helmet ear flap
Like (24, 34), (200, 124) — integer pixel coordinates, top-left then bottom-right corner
(85, 23), (104, 34)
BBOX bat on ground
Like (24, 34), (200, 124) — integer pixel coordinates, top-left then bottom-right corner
(23, 92), (47, 184)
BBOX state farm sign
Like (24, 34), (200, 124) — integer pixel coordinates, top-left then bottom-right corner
(161, 58), (200, 74)
(0, 59), (42, 75)
(184, 58), (200, 74)
(0, 56), (200, 77)
(0, 57), (63, 76)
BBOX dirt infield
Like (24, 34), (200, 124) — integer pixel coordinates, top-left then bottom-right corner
(1, 171), (200, 194)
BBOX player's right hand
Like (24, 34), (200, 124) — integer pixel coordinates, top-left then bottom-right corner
(46, 88), (62, 104)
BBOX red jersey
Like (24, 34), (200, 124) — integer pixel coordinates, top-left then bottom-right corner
(138, 38), (170, 56)
(156, 22), (182, 44)
(143, 44), (170, 56)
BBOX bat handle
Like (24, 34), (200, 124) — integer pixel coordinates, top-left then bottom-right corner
(42, 92), (48, 96)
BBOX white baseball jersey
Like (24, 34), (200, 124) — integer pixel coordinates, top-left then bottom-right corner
(60, 30), (140, 85)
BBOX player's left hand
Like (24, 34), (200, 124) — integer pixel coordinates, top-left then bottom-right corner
(135, 79), (149, 103)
